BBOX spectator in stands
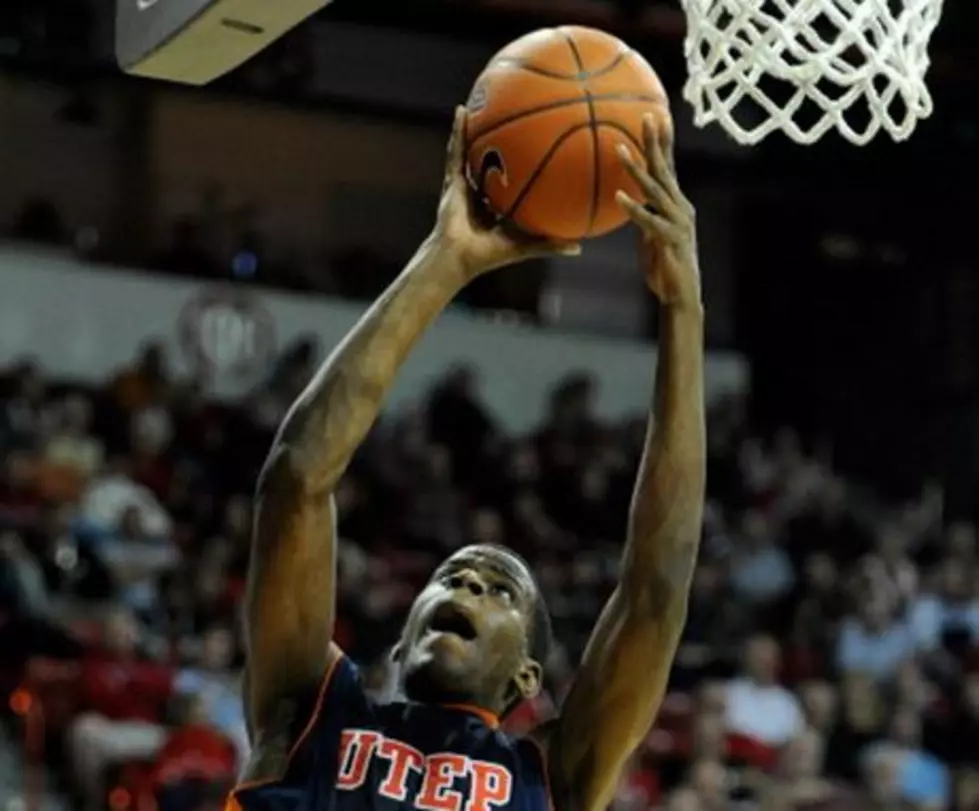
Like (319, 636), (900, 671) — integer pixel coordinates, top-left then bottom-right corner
(43, 393), (104, 477)
(786, 477), (870, 566)
(0, 360), (47, 452)
(426, 365), (496, 486)
(664, 787), (701, 811)
(110, 343), (170, 412)
(837, 588), (914, 681)
(151, 692), (238, 811)
(861, 745), (903, 810)
(79, 504), (180, 620)
(895, 660), (938, 716)
(726, 634), (804, 748)
(771, 428), (828, 517)
(690, 711), (727, 762)
(174, 625), (248, 762)
(730, 509), (795, 607)
(79, 456), (173, 539)
(68, 608), (172, 807)
(871, 523), (919, 610)
(129, 397), (176, 499)
(401, 444), (465, 552)
(610, 752), (660, 811)
(684, 758), (729, 811)
(178, 550), (240, 636)
(937, 672), (979, 768)
(6, 339), (979, 811)
(759, 728), (860, 810)
(537, 373), (598, 452)
(0, 530), (47, 614)
(0, 529), (82, 665)
(800, 680), (866, 781)
(673, 560), (749, 689)
(958, 773), (979, 811)
(840, 674), (884, 747)
(737, 437), (779, 505)
(910, 557), (979, 661)
(789, 552), (843, 670)
(866, 707), (950, 811)
(945, 522), (976, 566)
(800, 681), (837, 733)
(0, 452), (44, 530)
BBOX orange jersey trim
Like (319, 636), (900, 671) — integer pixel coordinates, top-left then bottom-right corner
(439, 703), (500, 730)
(224, 651), (346, 811)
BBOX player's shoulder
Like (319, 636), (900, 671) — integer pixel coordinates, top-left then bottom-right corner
(239, 647), (365, 784)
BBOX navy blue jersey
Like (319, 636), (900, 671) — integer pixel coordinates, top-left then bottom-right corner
(230, 655), (554, 811)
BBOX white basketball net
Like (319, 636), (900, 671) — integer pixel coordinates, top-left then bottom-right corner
(679, 0), (945, 146)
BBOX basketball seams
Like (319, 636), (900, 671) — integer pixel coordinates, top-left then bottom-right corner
(585, 96), (600, 237)
(559, 28), (586, 77)
(493, 57), (623, 82)
(494, 60), (580, 81)
(494, 49), (629, 82)
(559, 28), (600, 237)
(467, 94), (663, 147)
(595, 120), (645, 155)
(561, 26), (632, 77)
(465, 27), (669, 240)
(504, 123), (592, 223)
(588, 51), (629, 79)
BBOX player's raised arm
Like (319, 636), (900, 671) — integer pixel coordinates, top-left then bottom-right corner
(243, 108), (578, 764)
(546, 116), (706, 811)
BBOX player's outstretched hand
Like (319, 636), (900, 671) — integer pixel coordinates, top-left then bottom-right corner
(615, 114), (701, 309)
(433, 106), (581, 276)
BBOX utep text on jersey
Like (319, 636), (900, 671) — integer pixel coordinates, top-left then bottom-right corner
(228, 655), (554, 811)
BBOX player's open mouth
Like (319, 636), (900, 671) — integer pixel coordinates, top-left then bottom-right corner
(428, 603), (478, 640)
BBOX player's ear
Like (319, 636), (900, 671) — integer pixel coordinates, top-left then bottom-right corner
(513, 658), (543, 702)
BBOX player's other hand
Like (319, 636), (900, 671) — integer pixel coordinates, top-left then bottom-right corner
(433, 106), (581, 276)
(616, 115), (701, 310)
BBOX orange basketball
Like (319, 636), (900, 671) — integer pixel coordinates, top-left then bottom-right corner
(464, 26), (671, 242)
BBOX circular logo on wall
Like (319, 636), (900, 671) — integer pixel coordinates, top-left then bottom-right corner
(178, 287), (276, 383)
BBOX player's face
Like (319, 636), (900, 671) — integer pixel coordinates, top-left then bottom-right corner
(397, 545), (540, 711)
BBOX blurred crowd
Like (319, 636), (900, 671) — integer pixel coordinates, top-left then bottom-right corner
(1, 335), (978, 811)
(0, 1), (976, 810)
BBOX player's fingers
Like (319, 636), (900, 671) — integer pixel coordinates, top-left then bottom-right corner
(642, 112), (656, 165)
(643, 115), (682, 202)
(617, 145), (681, 221)
(642, 114), (674, 178)
(444, 106), (467, 187)
(616, 191), (683, 242)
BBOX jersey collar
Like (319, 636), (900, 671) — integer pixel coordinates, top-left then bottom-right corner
(440, 703), (500, 729)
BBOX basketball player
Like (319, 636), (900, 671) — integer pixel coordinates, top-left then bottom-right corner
(231, 108), (704, 811)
